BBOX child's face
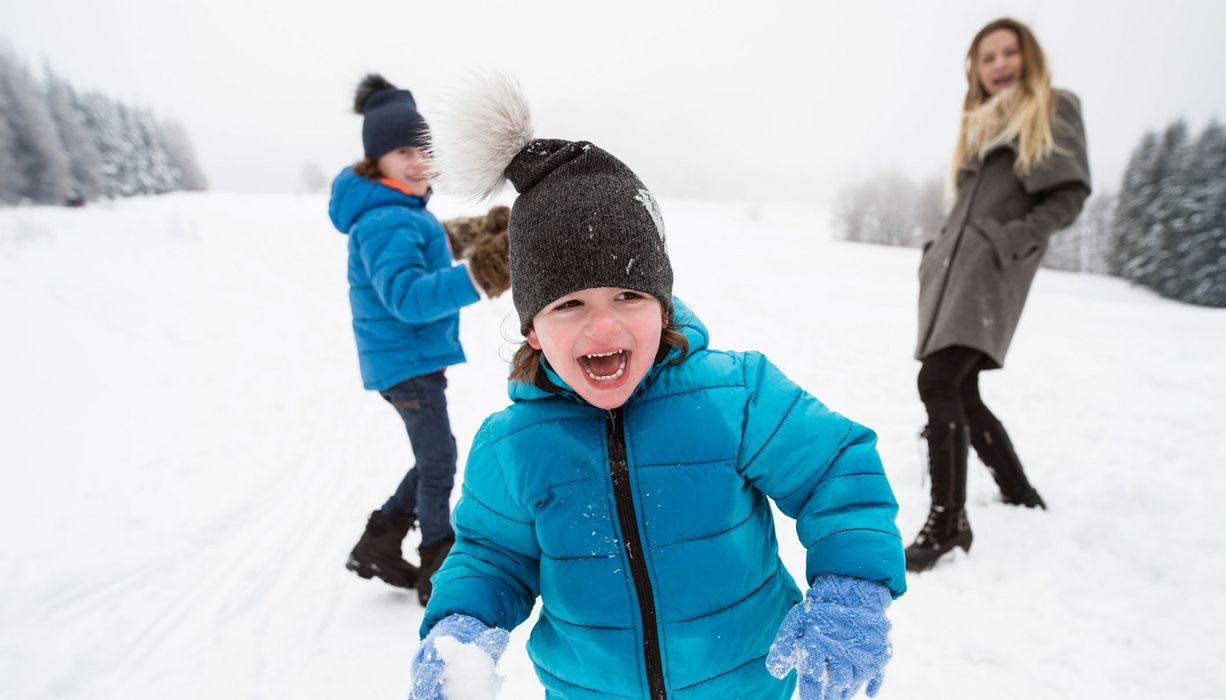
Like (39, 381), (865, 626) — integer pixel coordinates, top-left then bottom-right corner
(527, 288), (664, 410)
(377, 146), (430, 195)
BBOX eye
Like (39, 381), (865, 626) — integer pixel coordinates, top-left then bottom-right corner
(551, 299), (583, 311)
(615, 291), (643, 302)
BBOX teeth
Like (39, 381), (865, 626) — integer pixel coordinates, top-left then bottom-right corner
(580, 350), (627, 382)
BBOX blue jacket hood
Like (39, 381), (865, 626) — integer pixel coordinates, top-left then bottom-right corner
(508, 298), (709, 404)
(328, 166), (429, 234)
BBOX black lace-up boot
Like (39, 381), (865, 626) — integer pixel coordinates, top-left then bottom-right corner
(968, 414), (1047, 510)
(906, 422), (973, 572)
(346, 510), (418, 589)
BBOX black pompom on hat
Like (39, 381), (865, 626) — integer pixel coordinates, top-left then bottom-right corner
(353, 74), (428, 161)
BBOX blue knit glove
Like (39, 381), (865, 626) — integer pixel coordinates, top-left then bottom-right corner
(409, 614), (509, 700)
(765, 575), (893, 700)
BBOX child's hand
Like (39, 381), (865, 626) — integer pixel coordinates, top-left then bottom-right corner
(765, 575), (893, 700)
(464, 230), (510, 298)
(409, 614), (509, 700)
(443, 205), (509, 261)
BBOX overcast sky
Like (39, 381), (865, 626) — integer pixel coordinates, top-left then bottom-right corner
(6, 0), (1225, 204)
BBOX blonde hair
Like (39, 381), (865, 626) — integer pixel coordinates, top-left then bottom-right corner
(508, 306), (690, 388)
(950, 18), (1056, 191)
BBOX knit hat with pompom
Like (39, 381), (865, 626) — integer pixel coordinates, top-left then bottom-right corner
(427, 73), (672, 333)
(353, 74), (429, 161)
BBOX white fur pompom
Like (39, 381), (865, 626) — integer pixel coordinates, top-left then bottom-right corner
(428, 72), (534, 203)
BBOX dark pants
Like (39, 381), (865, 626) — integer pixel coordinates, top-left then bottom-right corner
(378, 371), (457, 547)
(918, 345), (1033, 507)
(916, 346), (998, 431)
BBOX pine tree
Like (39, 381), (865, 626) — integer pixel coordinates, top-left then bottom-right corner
(0, 44), (71, 204)
(44, 66), (104, 202)
(79, 91), (126, 198)
(161, 119), (207, 191)
(0, 53), (26, 204)
(1125, 121), (1188, 287)
(1168, 122), (1226, 306)
(1110, 132), (1157, 278)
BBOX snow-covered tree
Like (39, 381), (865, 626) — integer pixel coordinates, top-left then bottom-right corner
(44, 66), (104, 202)
(834, 172), (938, 247)
(0, 70), (26, 205)
(1109, 119), (1225, 307)
(299, 161), (328, 194)
(1126, 121), (1189, 287)
(0, 44), (71, 204)
(161, 119), (207, 192)
(1165, 122), (1226, 306)
(1110, 132), (1158, 278)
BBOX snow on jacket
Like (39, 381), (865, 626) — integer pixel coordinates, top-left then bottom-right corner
(916, 89), (1091, 368)
(423, 304), (906, 699)
(328, 167), (479, 390)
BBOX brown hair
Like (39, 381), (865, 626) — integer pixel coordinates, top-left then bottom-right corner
(354, 158), (383, 179)
(508, 306), (691, 388)
(949, 18), (1056, 190)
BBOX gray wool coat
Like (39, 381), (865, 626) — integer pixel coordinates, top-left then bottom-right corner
(916, 90), (1091, 369)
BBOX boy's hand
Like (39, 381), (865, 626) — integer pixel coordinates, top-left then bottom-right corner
(765, 575), (893, 700)
(443, 205), (510, 261)
(409, 614), (509, 700)
(465, 230), (510, 298)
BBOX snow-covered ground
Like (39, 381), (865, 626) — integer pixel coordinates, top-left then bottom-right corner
(2, 192), (1223, 699)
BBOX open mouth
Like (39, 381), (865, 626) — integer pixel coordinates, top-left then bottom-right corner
(992, 75), (1016, 89)
(578, 350), (628, 382)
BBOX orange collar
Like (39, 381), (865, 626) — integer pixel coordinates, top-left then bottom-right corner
(377, 177), (416, 196)
(375, 177), (434, 199)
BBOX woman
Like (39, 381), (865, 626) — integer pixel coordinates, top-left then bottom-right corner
(909, 18), (1091, 572)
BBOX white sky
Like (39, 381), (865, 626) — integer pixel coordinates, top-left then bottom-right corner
(5, 0), (1225, 203)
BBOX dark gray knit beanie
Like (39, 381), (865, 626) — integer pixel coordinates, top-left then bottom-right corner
(504, 139), (672, 332)
(428, 73), (672, 333)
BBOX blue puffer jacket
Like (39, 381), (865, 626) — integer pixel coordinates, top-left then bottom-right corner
(328, 167), (479, 390)
(423, 305), (906, 699)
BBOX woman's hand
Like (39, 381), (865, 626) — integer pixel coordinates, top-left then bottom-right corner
(765, 575), (893, 700)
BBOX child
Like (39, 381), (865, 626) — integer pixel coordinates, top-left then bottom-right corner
(328, 74), (509, 605)
(410, 75), (906, 699)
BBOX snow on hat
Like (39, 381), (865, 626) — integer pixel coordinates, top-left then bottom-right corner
(427, 73), (672, 333)
(354, 74), (429, 161)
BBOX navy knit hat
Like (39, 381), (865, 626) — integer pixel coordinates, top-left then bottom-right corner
(428, 74), (672, 333)
(353, 74), (428, 161)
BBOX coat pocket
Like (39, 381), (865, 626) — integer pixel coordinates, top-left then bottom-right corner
(972, 217), (1039, 270)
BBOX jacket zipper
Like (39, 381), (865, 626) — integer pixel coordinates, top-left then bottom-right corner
(920, 165), (985, 354)
(605, 407), (667, 699)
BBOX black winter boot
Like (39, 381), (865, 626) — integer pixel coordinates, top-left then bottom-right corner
(968, 416), (1047, 510)
(346, 510), (418, 589)
(416, 533), (455, 606)
(906, 422), (973, 572)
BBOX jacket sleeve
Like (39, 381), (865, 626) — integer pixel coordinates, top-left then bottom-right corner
(974, 91), (1092, 264)
(735, 353), (906, 598)
(421, 420), (541, 637)
(354, 211), (480, 325)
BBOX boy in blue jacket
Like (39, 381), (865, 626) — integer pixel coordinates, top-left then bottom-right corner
(328, 74), (509, 605)
(410, 74), (906, 700)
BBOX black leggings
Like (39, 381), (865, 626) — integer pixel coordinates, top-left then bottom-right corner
(916, 346), (1000, 431)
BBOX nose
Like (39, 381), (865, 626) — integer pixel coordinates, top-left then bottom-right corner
(582, 306), (623, 339)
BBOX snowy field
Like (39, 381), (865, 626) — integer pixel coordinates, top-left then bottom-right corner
(1, 192), (1223, 699)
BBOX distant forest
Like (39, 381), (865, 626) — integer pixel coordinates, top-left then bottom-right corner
(0, 43), (206, 207)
